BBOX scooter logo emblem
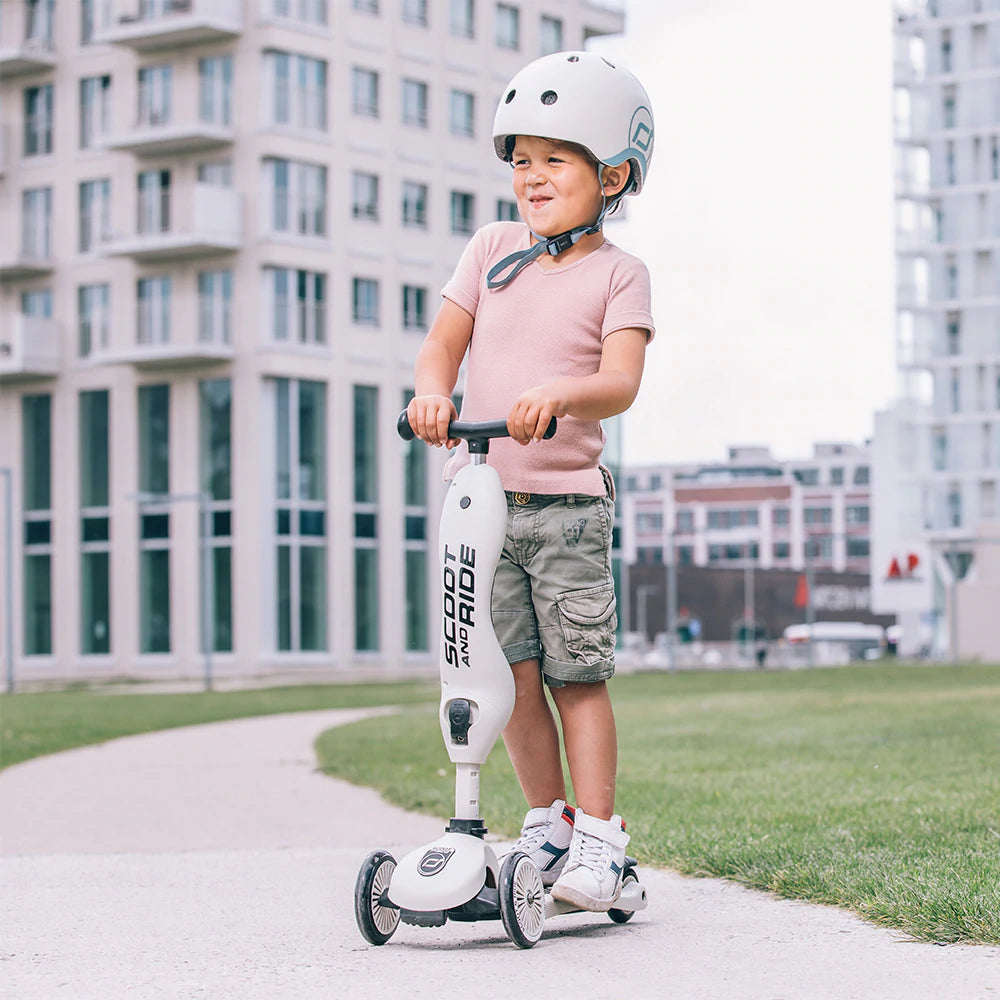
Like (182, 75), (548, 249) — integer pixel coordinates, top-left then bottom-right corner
(418, 847), (456, 876)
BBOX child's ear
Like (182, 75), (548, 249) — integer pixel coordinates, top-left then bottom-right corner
(601, 163), (631, 198)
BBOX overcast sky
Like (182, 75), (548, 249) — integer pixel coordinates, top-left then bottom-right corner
(589, 0), (898, 465)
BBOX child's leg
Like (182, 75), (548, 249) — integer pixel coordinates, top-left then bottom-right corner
(550, 679), (617, 820)
(502, 658), (566, 807)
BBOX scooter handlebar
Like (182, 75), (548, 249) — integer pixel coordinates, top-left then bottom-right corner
(396, 410), (556, 443)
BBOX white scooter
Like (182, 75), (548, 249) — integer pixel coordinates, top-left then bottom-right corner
(353, 412), (647, 949)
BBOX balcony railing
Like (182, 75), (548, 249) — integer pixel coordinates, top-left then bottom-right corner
(0, 314), (59, 382)
(103, 184), (240, 262)
(97, 0), (242, 51)
(0, 34), (57, 77)
(102, 110), (234, 157)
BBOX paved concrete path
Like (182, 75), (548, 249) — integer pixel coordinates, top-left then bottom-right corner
(1, 710), (998, 1000)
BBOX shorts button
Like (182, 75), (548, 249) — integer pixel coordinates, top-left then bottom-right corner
(514, 492), (530, 506)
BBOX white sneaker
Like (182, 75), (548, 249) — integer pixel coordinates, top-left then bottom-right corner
(507, 799), (576, 886)
(550, 808), (629, 911)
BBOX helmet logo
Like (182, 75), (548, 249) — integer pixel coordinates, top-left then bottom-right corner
(629, 107), (654, 155)
(418, 847), (456, 876)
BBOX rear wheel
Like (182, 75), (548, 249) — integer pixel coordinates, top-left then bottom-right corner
(499, 852), (544, 948)
(354, 850), (400, 945)
(608, 868), (638, 924)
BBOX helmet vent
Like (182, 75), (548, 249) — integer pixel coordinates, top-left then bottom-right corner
(567, 55), (579, 62)
(602, 57), (616, 69)
(504, 89), (516, 104)
(540, 90), (558, 106)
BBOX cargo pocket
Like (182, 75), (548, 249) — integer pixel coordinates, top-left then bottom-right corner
(555, 583), (618, 666)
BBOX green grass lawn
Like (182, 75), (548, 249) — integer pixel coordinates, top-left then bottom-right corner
(315, 663), (1000, 945)
(0, 681), (435, 769)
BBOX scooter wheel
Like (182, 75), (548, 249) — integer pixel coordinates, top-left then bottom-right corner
(499, 851), (544, 948)
(608, 868), (639, 924)
(354, 850), (400, 945)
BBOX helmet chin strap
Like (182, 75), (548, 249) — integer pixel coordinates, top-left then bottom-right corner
(486, 168), (628, 290)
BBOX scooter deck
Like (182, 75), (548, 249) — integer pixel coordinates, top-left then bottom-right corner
(544, 878), (648, 919)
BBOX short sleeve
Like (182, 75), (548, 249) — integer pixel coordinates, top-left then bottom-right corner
(601, 257), (655, 344)
(442, 227), (488, 319)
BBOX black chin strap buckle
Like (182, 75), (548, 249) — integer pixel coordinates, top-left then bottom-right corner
(545, 232), (577, 256)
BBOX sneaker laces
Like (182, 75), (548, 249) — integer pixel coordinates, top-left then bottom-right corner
(512, 819), (551, 855)
(569, 828), (610, 873)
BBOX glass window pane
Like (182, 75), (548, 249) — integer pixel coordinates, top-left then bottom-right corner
(79, 390), (109, 508)
(199, 379), (232, 500)
(277, 544), (291, 650)
(22, 394), (51, 511)
(298, 380), (326, 501)
(353, 385), (378, 503)
(140, 548), (170, 653)
(275, 378), (291, 499)
(354, 547), (379, 651)
(81, 550), (111, 654)
(300, 544), (327, 651)
(206, 546), (233, 653)
(24, 553), (52, 655)
(405, 549), (428, 651)
(138, 385), (170, 494)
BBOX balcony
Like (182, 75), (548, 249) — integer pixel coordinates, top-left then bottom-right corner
(114, 327), (234, 370)
(0, 36), (57, 77)
(0, 246), (54, 282)
(97, 0), (243, 52)
(102, 112), (234, 157)
(103, 184), (240, 263)
(0, 315), (59, 383)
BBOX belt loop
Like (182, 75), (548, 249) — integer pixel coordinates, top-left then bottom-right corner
(566, 494), (577, 508)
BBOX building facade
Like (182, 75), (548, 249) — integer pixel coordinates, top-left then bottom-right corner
(0, 0), (625, 684)
(620, 442), (883, 643)
(879, 0), (1000, 657)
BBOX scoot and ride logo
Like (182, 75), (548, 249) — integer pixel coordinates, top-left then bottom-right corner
(442, 543), (476, 669)
(418, 847), (456, 876)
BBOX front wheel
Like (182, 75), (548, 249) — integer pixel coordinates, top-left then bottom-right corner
(499, 851), (545, 948)
(354, 850), (400, 945)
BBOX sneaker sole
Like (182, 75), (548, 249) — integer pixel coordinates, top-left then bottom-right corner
(549, 882), (620, 912)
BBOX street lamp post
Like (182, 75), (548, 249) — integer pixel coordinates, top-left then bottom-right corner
(133, 491), (214, 692)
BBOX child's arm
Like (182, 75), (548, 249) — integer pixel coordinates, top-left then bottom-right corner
(407, 298), (475, 448)
(506, 327), (648, 444)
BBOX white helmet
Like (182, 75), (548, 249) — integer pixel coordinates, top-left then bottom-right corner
(492, 50), (654, 197)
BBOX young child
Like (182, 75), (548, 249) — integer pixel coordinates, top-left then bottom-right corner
(406, 50), (654, 912)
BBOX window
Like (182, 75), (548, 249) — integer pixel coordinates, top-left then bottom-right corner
(353, 277), (380, 325)
(22, 394), (52, 656)
(352, 67), (379, 117)
(138, 169), (170, 234)
(450, 190), (475, 235)
(138, 65), (172, 127)
(496, 2), (519, 49)
(265, 51), (326, 131)
(138, 385), (171, 654)
(274, 379), (328, 652)
(853, 465), (870, 485)
(951, 370), (961, 413)
(198, 161), (233, 186)
(450, 0), (474, 37)
(200, 379), (234, 653)
(402, 181), (428, 228)
(22, 187), (52, 259)
(353, 0), (379, 11)
(354, 385), (380, 652)
(268, 0), (328, 25)
(79, 75), (111, 148)
(804, 506), (832, 525)
(403, 0), (428, 25)
(676, 510), (694, 533)
(402, 285), (428, 331)
(402, 389), (429, 651)
(540, 14), (562, 54)
(449, 88), (475, 137)
(78, 283), (110, 357)
(773, 506), (790, 526)
(847, 538), (870, 558)
(946, 312), (961, 355)
(81, 0), (97, 43)
(773, 541), (790, 560)
(198, 270), (232, 345)
(26, 0), (54, 46)
(846, 504), (870, 524)
(199, 55), (233, 126)
(22, 288), (52, 319)
(829, 466), (844, 485)
(24, 84), (53, 156)
(137, 276), (171, 345)
(351, 171), (380, 221)
(79, 179), (111, 253)
(947, 488), (962, 528)
(80, 390), (111, 655)
(264, 267), (327, 344)
(793, 468), (819, 486)
(636, 512), (663, 533)
(402, 78), (429, 127)
(496, 198), (518, 222)
(263, 158), (327, 237)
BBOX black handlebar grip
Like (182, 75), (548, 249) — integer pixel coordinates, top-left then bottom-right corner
(542, 417), (557, 440)
(397, 410), (416, 441)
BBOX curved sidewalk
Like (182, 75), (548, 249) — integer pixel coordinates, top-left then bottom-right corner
(1, 709), (997, 1000)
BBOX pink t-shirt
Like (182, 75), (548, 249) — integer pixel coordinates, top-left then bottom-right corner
(441, 222), (655, 495)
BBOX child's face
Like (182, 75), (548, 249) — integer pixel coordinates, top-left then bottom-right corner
(510, 136), (606, 239)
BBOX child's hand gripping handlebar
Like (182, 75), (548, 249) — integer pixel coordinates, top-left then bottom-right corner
(397, 410), (556, 452)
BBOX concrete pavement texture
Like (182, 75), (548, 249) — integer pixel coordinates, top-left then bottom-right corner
(1, 709), (997, 1000)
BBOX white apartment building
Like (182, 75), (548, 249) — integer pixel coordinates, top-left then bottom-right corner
(0, 0), (625, 685)
(879, 0), (1000, 658)
(623, 443), (874, 575)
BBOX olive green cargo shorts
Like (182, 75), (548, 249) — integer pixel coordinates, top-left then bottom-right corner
(491, 483), (618, 688)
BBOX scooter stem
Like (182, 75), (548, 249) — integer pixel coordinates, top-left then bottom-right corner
(454, 762), (481, 820)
